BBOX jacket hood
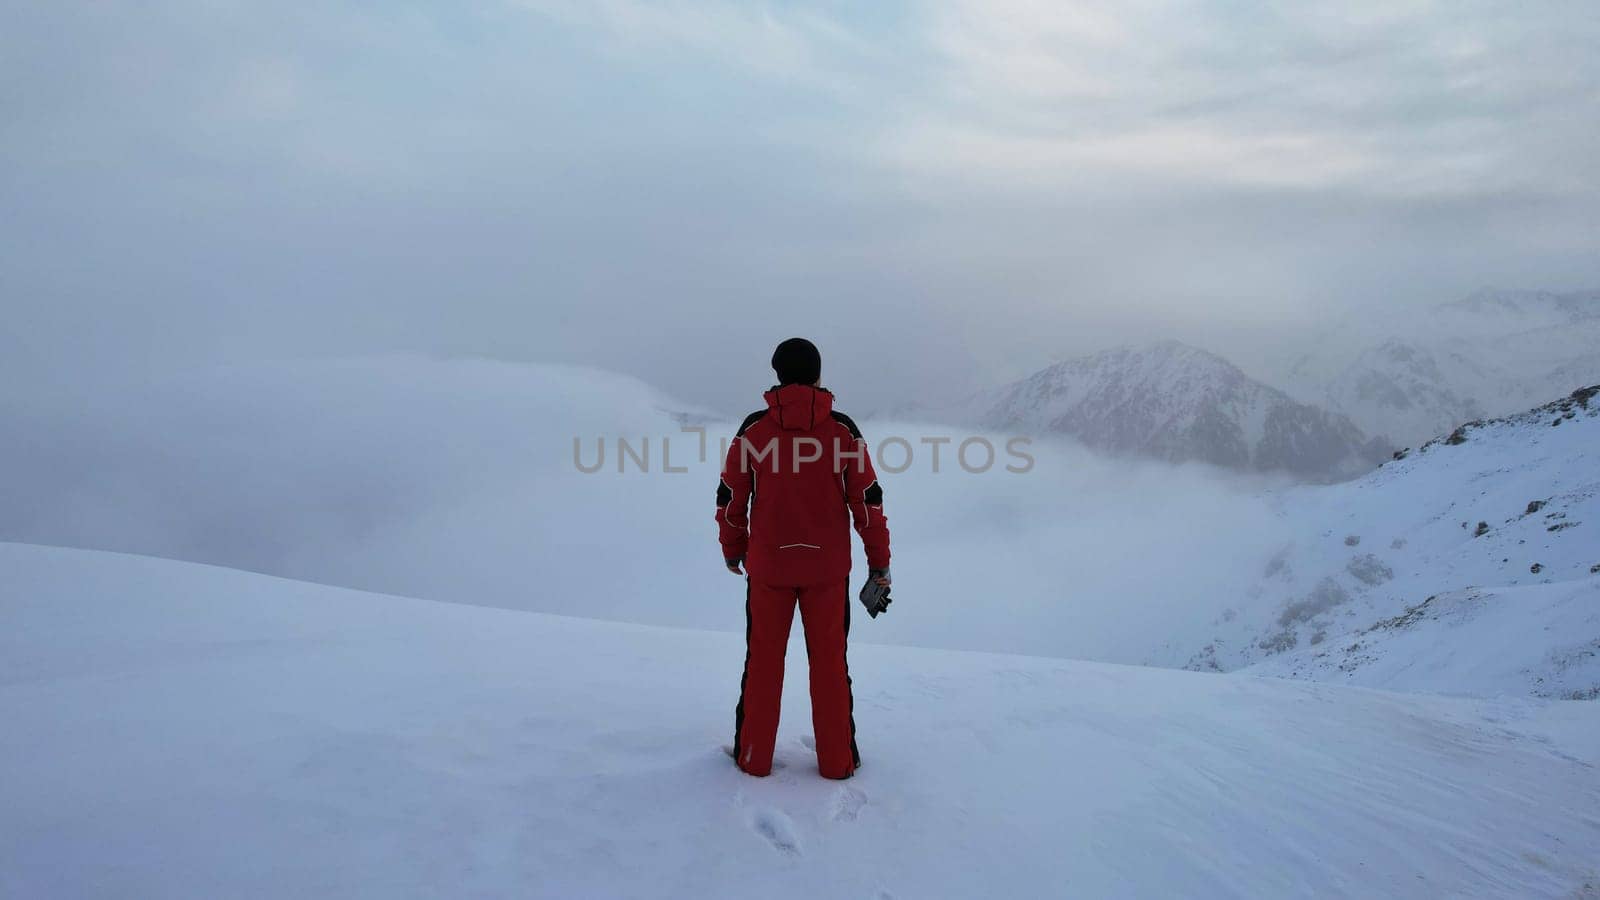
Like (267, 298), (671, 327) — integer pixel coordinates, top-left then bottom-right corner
(763, 384), (834, 431)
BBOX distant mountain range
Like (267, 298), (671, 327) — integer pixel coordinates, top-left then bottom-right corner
(1283, 288), (1600, 448)
(897, 288), (1600, 482)
(911, 340), (1392, 482)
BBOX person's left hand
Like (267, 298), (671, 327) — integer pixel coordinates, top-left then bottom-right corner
(859, 568), (893, 618)
(725, 557), (745, 576)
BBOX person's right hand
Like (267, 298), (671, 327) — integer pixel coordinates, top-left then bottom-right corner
(725, 557), (745, 576)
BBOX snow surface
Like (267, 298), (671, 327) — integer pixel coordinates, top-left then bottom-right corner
(1252, 579), (1600, 698)
(1180, 387), (1600, 699)
(3, 542), (1599, 898)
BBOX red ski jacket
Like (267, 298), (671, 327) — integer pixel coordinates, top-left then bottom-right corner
(716, 385), (890, 586)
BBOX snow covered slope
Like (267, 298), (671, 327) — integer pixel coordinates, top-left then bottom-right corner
(1286, 289), (1600, 447)
(1181, 386), (1600, 700)
(3, 542), (1598, 898)
(918, 341), (1389, 481)
(1254, 579), (1600, 698)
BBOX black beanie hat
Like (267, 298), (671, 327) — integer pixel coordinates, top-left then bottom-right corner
(771, 337), (822, 386)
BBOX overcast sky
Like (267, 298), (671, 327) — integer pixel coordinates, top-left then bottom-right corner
(4, 0), (1598, 413)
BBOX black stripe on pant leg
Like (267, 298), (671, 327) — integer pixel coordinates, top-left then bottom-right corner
(843, 582), (860, 768)
(733, 578), (752, 763)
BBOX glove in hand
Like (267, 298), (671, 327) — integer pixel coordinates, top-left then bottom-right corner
(858, 567), (892, 618)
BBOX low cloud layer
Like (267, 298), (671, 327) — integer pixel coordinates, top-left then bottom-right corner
(0, 357), (1285, 663)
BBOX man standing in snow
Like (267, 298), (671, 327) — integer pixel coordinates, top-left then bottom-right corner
(716, 338), (892, 780)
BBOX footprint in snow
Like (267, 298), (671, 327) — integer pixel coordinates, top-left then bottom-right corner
(749, 808), (802, 855)
(798, 735), (816, 750)
(827, 785), (867, 822)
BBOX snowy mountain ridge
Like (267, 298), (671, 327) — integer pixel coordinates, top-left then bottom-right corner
(917, 340), (1390, 481)
(1286, 288), (1600, 447)
(893, 287), (1600, 481)
(1179, 385), (1600, 699)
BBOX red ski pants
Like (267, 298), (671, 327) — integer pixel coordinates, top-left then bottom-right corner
(733, 578), (859, 779)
